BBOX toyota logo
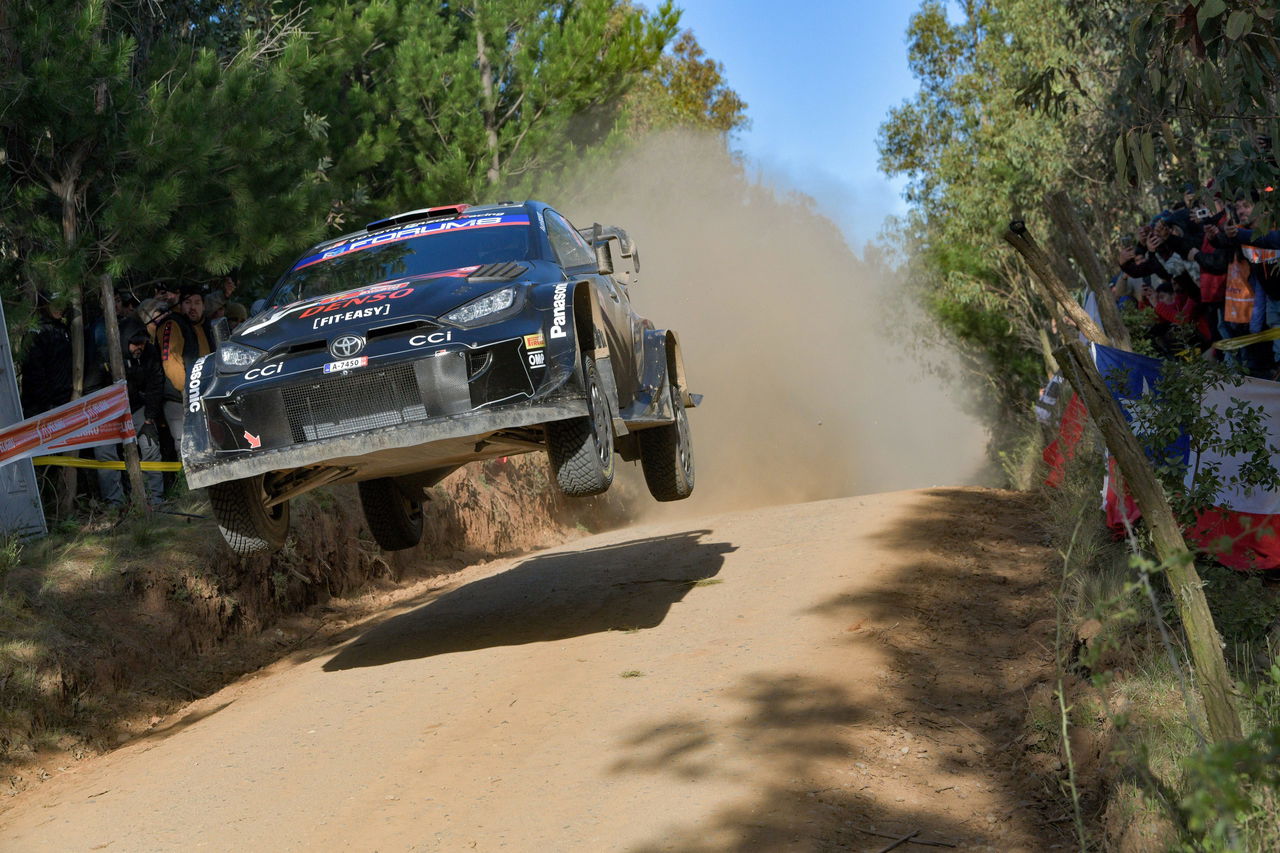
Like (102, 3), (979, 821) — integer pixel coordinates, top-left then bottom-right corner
(330, 334), (365, 359)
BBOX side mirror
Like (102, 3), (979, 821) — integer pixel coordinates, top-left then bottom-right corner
(594, 240), (614, 276)
(250, 298), (266, 316)
(210, 317), (231, 346)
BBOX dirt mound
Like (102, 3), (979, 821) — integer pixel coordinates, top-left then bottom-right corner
(0, 458), (622, 793)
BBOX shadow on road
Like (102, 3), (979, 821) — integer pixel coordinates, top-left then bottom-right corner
(324, 529), (736, 671)
(609, 489), (1070, 852)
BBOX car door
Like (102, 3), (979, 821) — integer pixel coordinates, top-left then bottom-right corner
(543, 210), (639, 405)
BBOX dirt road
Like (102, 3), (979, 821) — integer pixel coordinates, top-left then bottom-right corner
(0, 489), (1069, 851)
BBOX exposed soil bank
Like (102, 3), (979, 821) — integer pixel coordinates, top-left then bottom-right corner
(0, 457), (626, 796)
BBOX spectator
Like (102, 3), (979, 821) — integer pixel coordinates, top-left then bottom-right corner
(136, 298), (170, 343)
(153, 283), (180, 309)
(157, 285), (212, 442)
(20, 293), (73, 418)
(224, 301), (248, 333)
(93, 325), (165, 507)
(204, 290), (227, 322)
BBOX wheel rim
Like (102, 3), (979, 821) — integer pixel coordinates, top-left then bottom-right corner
(588, 368), (613, 467)
(258, 476), (285, 522)
(674, 389), (693, 482)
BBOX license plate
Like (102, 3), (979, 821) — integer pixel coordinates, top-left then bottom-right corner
(323, 356), (368, 374)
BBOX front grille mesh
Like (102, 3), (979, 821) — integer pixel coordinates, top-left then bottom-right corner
(281, 363), (427, 442)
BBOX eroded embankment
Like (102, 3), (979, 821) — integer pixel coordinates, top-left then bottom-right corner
(0, 458), (626, 797)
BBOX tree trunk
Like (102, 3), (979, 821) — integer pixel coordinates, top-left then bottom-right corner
(1003, 222), (1110, 346)
(56, 173), (84, 517)
(1044, 192), (1132, 350)
(475, 23), (501, 186)
(99, 274), (148, 512)
(1054, 341), (1241, 743)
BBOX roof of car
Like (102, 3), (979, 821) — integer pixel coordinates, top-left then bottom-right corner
(310, 201), (541, 253)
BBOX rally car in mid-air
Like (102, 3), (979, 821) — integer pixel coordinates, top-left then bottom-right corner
(182, 201), (697, 554)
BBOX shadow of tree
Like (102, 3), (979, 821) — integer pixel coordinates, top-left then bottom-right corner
(324, 529), (736, 670)
(608, 489), (1072, 852)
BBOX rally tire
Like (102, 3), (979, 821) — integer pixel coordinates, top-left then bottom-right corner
(546, 354), (615, 497)
(208, 475), (290, 555)
(639, 377), (695, 501)
(358, 478), (424, 551)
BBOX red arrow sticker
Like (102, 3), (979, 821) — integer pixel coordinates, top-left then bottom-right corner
(244, 431), (262, 449)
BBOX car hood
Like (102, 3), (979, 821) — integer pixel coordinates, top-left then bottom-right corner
(233, 262), (548, 346)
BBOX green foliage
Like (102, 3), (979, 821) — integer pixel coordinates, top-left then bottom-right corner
(1110, 0), (1280, 211)
(1180, 681), (1280, 851)
(301, 0), (684, 223)
(625, 29), (748, 136)
(2, 0), (742, 342)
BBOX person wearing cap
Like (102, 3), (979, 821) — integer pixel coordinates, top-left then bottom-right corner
(154, 283), (180, 308)
(93, 324), (165, 507)
(224, 301), (248, 333)
(156, 285), (213, 442)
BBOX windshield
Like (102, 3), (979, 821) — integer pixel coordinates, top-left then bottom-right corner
(270, 214), (535, 306)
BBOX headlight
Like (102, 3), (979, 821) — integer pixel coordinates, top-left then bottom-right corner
(441, 287), (519, 327)
(217, 342), (266, 372)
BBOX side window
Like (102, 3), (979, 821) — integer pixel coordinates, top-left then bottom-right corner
(544, 211), (596, 269)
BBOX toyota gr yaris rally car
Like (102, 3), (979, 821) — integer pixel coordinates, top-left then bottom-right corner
(182, 201), (698, 554)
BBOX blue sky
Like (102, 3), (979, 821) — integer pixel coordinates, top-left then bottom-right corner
(654, 0), (922, 249)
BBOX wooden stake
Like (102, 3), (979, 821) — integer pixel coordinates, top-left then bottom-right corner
(1003, 222), (1110, 347)
(99, 274), (148, 512)
(1045, 192), (1132, 350)
(1054, 340), (1241, 743)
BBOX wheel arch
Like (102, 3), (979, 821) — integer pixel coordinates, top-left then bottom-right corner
(662, 330), (691, 404)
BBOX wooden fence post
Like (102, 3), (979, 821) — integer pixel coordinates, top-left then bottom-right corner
(1003, 222), (1111, 347)
(99, 274), (149, 512)
(1045, 192), (1132, 351)
(1054, 340), (1242, 743)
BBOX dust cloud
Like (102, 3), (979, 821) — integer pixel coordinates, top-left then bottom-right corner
(561, 131), (987, 514)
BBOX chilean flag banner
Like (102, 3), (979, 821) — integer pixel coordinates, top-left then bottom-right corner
(1092, 344), (1280, 570)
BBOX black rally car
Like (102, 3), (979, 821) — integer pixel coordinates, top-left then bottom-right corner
(182, 201), (697, 554)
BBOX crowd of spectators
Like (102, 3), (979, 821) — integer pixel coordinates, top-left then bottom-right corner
(1108, 167), (1280, 372)
(17, 276), (249, 511)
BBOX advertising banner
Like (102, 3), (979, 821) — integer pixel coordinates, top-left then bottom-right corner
(0, 382), (134, 467)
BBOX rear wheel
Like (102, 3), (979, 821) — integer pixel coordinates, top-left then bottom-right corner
(546, 354), (615, 497)
(358, 478), (424, 551)
(639, 377), (695, 501)
(208, 474), (290, 555)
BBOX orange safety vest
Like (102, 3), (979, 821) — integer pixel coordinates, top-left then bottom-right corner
(1223, 258), (1254, 324)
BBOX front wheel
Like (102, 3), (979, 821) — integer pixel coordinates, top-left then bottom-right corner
(546, 354), (615, 497)
(208, 474), (290, 555)
(638, 378), (695, 501)
(358, 478), (424, 551)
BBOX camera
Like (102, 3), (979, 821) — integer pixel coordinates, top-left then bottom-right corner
(1190, 206), (1213, 223)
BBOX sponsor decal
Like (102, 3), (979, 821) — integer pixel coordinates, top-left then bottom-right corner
(187, 355), (210, 413)
(303, 292), (406, 324)
(244, 362), (283, 381)
(527, 350), (546, 369)
(324, 356), (368, 374)
(292, 215), (530, 271)
(550, 283), (568, 339)
(409, 331), (454, 347)
(523, 333), (545, 349)
(312, 304), (393, 329)
(243, 431), (262, 450)
(329, 334), (366, 359)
